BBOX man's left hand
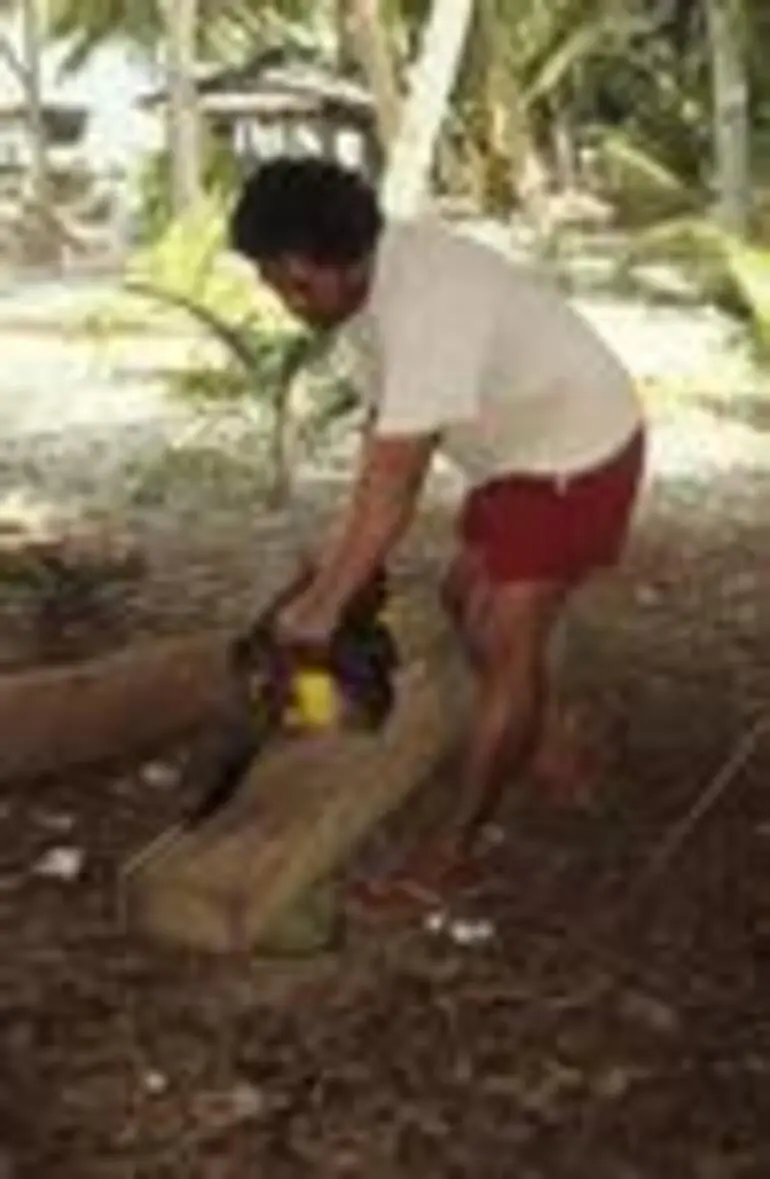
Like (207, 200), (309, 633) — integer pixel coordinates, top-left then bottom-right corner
(274, 588), (340, 649)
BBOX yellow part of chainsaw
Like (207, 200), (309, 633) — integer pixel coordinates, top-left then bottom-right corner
(182, 567), (398, 824)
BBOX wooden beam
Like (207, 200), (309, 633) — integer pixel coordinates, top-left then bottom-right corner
(122, 643), (470, 955)
(0, 632), (233, 784)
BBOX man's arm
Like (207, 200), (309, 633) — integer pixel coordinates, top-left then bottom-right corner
(308, 427), (438, 617)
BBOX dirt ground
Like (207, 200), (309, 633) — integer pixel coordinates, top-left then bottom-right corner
(0, 444), (769, 1178)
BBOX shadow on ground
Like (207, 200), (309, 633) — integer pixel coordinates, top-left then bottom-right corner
(0, 454), (768, 1179)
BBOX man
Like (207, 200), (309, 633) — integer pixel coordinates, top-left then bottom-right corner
(229, 156), (645, 902)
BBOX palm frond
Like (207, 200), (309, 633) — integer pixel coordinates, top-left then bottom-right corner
(521, 18), (610, 106)
(47, 0), (160, 70)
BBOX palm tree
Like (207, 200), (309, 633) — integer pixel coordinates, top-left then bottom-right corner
(0, 0), (56, 258)
(344, 0), (402, 145)
(381, 0), (476, 216)
(20, 0), (50, 234)
(48, 0), (202, 216)
(159, 0), (201, 214)
(704, 0), (750, 233)
(46, 0), (331, 216)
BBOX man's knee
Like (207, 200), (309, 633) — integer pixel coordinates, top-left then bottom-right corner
(442, 548), (482, 610)
(441, 548), (491, 640)
(481, 580), (569, 675)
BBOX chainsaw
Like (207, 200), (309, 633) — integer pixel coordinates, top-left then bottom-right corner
(182, 566), (399, 825)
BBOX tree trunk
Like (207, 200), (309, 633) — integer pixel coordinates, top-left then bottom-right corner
(381, 0), (476, 219)
(18, 0), (55, 261)
(552, 110), (578, 192)
(313, 0), (343, 63)
(160, 0), (201, 216)
(344, 0), (402, 149)
(705, 0), (750, 234)
(478, 0), (550, 239)
(332, 0), (358, 72)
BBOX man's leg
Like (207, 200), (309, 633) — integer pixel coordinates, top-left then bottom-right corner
(350, 572), (580, 908)
(440, 544), (489, 668)
(433, 571), (570, 863)
(363, 567), (570, 903)
(357, 432), (644, 905)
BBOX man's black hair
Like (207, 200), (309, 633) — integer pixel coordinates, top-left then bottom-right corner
(229, 156), (383, 267)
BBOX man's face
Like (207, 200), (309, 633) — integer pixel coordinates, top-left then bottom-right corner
(259, 254), (369, 330)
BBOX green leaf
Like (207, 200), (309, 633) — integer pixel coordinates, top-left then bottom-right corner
(124, 278), (271, 373)
(521, 18), (609, 106)
(723, 239), (770, 348)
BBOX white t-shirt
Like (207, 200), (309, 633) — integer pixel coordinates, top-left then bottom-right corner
(338, 218), (643, 481)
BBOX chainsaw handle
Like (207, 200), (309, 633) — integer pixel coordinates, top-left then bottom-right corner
(230, 568), (312, 669)
(231, 564), (389, 671)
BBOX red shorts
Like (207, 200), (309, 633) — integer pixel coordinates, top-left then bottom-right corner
(458, 428), (645, 585)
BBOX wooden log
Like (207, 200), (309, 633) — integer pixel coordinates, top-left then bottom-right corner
(0, 632), (233, 784)
(122, 643), (471, 955)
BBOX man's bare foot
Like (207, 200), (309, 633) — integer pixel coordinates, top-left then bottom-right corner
(529, 704), (608, 807)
